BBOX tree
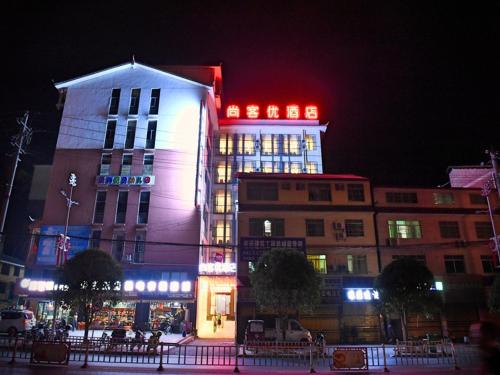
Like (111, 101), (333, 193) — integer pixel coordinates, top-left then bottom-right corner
(54, 249), (123, 340)
(249, 248), (321, 340)
(374, 258), (441, 341)
(488, 273), (500, 314)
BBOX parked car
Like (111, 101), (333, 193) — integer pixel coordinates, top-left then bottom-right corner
(0, 310), (36, 336)
(245, 318), (312, 343)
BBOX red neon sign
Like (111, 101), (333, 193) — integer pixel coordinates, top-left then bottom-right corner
(225, 104), (319, 120)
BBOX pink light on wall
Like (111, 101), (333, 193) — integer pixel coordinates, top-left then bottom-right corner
(246, 104), (259, 119)
(266, 105), (279, 119)
(304, 105), (318, 119)
(286, 105), (300, 119)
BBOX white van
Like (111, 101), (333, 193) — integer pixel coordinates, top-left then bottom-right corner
(0, 310), (36, 336)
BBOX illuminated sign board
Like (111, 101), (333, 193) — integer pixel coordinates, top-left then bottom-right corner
(199, 262), (236, 275)
(226, 104), (318, 120)
(240, 237), (306, 262)
(344, 288), (379, 302)
(96, 175), (155, 186)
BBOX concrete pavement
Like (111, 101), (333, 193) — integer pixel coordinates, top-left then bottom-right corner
(69, 329), (187, 344)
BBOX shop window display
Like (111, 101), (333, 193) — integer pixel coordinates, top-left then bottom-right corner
(92, 301), (135, 329)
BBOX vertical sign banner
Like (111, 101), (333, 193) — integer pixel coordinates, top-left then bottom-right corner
(37, 225), (91, 265)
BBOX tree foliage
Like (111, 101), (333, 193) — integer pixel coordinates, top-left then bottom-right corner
(54, 249), (123, 340)
(250, 248), (321, 339)
(374, 258), (441, 341)
(488, 273), (500, 314)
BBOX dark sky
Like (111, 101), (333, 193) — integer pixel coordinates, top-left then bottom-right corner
(2, 1), (499, 187)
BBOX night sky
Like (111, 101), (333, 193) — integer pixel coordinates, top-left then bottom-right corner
(1, 1), (499, 257)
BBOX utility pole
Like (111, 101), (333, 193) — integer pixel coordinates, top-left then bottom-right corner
(0, 111), (31, 253)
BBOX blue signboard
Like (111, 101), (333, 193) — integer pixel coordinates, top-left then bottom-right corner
(37, 225), (91, 265)
(239, 237), (306, 262)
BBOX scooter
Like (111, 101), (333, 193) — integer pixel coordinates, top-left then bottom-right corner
(129, 329), (145, 351)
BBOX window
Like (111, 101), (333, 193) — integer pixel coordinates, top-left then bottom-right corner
(306, 219), (325, 236)
(261, 134), (279, 155)
(214, 190), (232, 213)
(125, 120), (136, 149)
(386, 191), (418, 204)
(93, 191), (107, 224)
(345, 220), (364, 237)
(214, 220), (231, 244)
(247, 183), (278, 200)
(218, 134), (233, 155)
(439, 221), (460, 239)
(134, 232), (146, 263)
(143, 154), (154, 175)
(109, 88), (121, 115)
(129, 88), (141, 115)
(0, 282), (6, 294)
(388, 220), (422, 239)
(392, 255), (426, 264)
(308, 184), (331, 201)
(112, 233), (125, 262)
(13, 267), (20, 277)
(347, 255), (367, 274)
(334, 183), (345, 191)
(433, 192), (455, 205)
(237, 161), (255, 173)
(475, 222), (493, 239)
(287, 162), (302, 174)
(138, 191), (150, 224)
(444, 255), (465, 273)
(216, 161), (232, 183)
(261, 161), (281, 173)
(481, 255), (496, 273)
(146, 121), (157, 149)
(236, 134), (255, 155)
(100, 153), (112, 175)
(115, 191), (128, 224)
(104, 120), (116, 149)
(282, 135), (301, 155)
(249, 218), (285, 236)
(469, 193), (486, 205)
(347, 184), (365, 202)
(304, 134), (315, 150)
(89, 230), (101, 249)
(306, 162), (318, 174)
(1, 263), (10, 275)
(149, 89), (160, 115)
(121, 154), (133, 175)
(307, 255), (327, 274)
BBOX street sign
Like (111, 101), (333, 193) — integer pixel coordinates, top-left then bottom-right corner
(331, 347), (368, 371)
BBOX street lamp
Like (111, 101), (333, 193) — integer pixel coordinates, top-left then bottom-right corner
(60, 173), (79, 259)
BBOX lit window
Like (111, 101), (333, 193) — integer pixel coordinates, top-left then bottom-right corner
(214, 190), (232, 213)
(388, 220), (422, 239)
(218, 134), (233, 155)
(216, 161), (231, 183)
(433, 192), (455, 205)
(347, 255), (368, 274)
(289, 162), (302, 174)
(249, 218), (284, 236)
(261, 134), (279, 155)
(236, 134), (255, 155)
(214, 220), (231, 245)
(261, 161), (280, 173)
(306, 162), (318, 174)
(304, 134), (315, 151)
(283, 135), (301, 155)
(237, 161), (255, 173)
(307, 254), (327, 274)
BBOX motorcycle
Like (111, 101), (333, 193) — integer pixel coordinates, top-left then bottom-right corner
(129, 329), (145, 351)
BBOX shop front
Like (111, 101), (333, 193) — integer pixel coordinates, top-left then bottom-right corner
(196, 274), (236, 339)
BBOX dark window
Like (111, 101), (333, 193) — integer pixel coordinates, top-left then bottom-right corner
(149, 89), (160, 115)
(475, 222), (493, 239)
(125, 120), (136, 149)
(1, 263), (10, 275)
(146, 121), (157, 149)
(348, 255), (368, 274)
(481, 255), (496, 273)
(143, 154), (154, 175)
(13, 267), (21, 277)
(386, 192), (418, 204)
(392, 255), (426, 264)
(445, 255), (465, 274)
(345, 220), (364, 237)
(347, 184), (365, 201)
(334, 183), (345, 191)
(100, 153), (112, 175)
(470, 194), (486, 205)
(134, 232), (146, 263)
(1, 311), (22, 319)
(247, 183), (278, 200)
(138, 191), (150, 224)
(93, 191), (106, 224)
(104, 120), (116, 149)
(439, 221), (460, 239)
(249, 218), (285, 236)
(109, 88), (121, 115)
(129, 88), (141, 115)
(433, 192), (455, 205)
(115, 191), (128, 224)
(306, 219), (325, 236)
(308, 184), (331, 201)
(121, 154), (133, 175)
(89, 230), (102, 249)
(112, 233), (125, 262)
(0, 282), (7, 294)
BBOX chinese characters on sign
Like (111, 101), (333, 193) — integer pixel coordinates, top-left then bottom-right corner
(226, 104), (318, 120)
(96, 175), (155, 186)
(240, 237), (306, 262)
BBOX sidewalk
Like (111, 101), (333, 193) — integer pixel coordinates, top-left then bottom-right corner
(69, 330), (187, 344)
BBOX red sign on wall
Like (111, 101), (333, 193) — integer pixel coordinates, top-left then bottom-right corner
(226, 104), (319, 120)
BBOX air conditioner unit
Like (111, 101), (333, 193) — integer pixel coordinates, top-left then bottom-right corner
(386, 238), (399, 247)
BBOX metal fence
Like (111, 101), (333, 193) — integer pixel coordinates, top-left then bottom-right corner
(0, 335), (481, 371)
